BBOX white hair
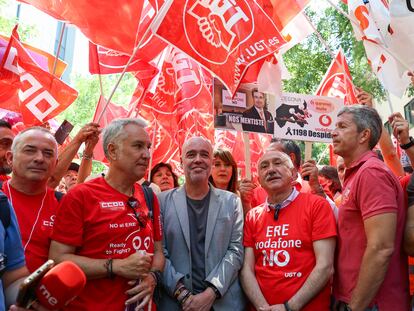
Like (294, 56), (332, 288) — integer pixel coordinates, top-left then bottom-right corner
(11, 127), (57, 155)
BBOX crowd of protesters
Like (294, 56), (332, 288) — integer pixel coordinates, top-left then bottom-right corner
(0, 73), (414, 311)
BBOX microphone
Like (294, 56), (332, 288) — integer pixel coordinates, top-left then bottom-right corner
(35, 261), (86, 309)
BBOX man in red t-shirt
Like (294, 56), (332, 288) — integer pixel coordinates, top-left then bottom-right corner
(50, 118), (165, 311)
(241, 149), (336, 311)
(0, 119), (14, 181)
(2, 127), (61, 273)
(332, 105), (409, 310)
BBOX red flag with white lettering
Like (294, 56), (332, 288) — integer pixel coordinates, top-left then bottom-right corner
(316, 49), (358, 105)
(0, 26), (77, 126)
(92, 96), (128, 163)
(152, 0), (286, 95)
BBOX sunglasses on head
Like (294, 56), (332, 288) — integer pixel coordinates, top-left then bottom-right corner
(127, 197), (147, 228)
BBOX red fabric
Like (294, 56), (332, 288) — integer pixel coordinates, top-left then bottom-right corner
(214, 130), (272, 178)
(315, 49), (358, 106)
(0, 26), (77, 126)
(244, 193), (336, 310)
(92, 96), (128, 163)
(18, 0), (144, 54)
(88, 42), (159, 88)
(137, 48), (215, 175)
(258, 0), (311, 30)
(334, 151), (409, 310)
(0, 175), (10, 182)
(2, 183), (60, 272)
(51, 177), (162, 311)
(154, 1), (286, 95)
(0, 34), (67, 78)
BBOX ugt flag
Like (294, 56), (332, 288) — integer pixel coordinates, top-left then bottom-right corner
(152, 0), (286, 95)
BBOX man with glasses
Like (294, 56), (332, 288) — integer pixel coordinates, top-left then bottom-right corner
(241, 150), (336, 311)
(49, 118), (165, 311)
(158, 136), (245, 311)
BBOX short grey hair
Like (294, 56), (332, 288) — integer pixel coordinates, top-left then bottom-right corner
(11, 127), (57, 155)
(337, 105), (382, 149)
(102, 118), (147, 158)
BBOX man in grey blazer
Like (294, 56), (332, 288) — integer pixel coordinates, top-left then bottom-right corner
(157, 137), (245, 311)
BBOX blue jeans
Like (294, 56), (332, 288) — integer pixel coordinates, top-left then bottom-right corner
(334, 301), (379, 311)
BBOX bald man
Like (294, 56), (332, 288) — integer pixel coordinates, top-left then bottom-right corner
(158, 137), (245, 311)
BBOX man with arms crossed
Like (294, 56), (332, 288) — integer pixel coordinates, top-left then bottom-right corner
(332, 105), (409, 310)
(241, 150), (336, 311)
(158, 137), (245, 311)
(49, 119), (165, 310)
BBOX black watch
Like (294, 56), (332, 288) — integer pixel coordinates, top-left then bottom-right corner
(345, 304), (353, 311)
(284, 301), (293, 311)
(400, 136), (414, 150)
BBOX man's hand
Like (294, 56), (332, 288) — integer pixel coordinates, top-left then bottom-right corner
(72, 123), (100, 145)
(239, 179), (257, 205)
(356, 87), (374, 107)
(113, 252), (152, 280)
(182, 288), (216, 311)
(83, 133), (99, 156)
(125, 274), (156, 308)
(259, 304), (286, 311)
(389, 112), (410, 145)
(301, 160), (326, 198)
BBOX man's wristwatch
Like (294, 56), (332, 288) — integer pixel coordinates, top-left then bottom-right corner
(207, 284), (221, 299)
(400, 136), (414, 150)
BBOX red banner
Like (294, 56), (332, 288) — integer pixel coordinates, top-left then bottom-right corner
(153, 0), (286, 95)
(0, 26), (77, 126)
(316, 49), (358, 105)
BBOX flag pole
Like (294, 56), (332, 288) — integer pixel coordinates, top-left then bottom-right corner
(303, 12), (356, 92)
(325, 0), (412, 71)
(98, 74), (105, 99)
(242, 132), (252, 180)
(147, 120), (157, 181)
(385, 90), (394, 114)
(52, 22), (66, 76)
(97, 25), (154, 123)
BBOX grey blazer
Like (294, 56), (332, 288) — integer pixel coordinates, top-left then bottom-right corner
(157, 185), (245, 311)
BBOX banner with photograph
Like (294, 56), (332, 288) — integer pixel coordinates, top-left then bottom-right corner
(274, 93), (343, 143)
(213, 79), (277, 135)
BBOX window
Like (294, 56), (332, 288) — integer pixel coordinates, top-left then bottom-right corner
(404, 98), (414, 128)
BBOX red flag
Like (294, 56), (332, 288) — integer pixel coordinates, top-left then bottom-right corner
(215, 130), (271, 178)
(92, 96), (128, 163)
(0, 26), (77, 126)
(153, 0), (286, 95)
(0, 34), (67, 77)
(315, 49), (358, 105)
(258, 0), (311, 30)
(18, 0), (144, 54)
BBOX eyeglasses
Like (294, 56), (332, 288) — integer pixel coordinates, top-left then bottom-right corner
(127, 197), (147, 228)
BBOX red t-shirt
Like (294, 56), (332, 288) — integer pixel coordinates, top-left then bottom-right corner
(244, 193), (337, 310)
(2, 182), (59, 272)
(51, 177), (163, 311)
(334, 151), (409, 310)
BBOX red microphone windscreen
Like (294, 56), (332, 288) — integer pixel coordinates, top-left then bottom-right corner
(35, 261), (86, 309)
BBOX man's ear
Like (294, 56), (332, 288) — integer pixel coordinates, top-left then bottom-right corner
(5, 150), (13, 167)
(359, 128), (371, 146)
(291, 167), (298, 182)
(107, 143), (118, 161)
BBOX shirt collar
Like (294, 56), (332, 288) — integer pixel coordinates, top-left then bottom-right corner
(254, 106), (264, 114)
(265, 188), (299, 212)
(344, 150), (377, 181)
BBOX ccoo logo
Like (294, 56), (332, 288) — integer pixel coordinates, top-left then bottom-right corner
(184, 0), (254, 64)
